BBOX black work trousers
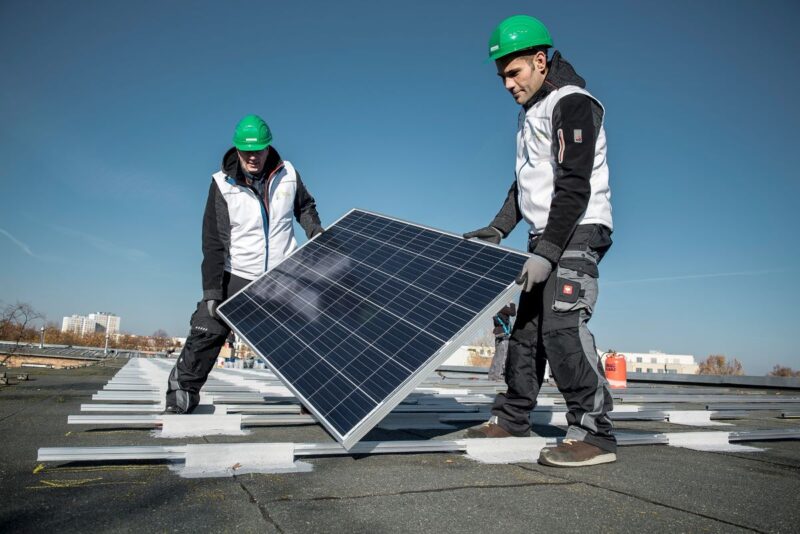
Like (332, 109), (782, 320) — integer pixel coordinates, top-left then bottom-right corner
(491, 224), (617, 452)
(167, 272), (251, 398)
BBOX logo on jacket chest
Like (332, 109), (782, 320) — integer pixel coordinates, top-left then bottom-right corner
(274, 188), (293, 200)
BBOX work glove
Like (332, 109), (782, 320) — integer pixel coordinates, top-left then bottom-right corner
(463, 226), (503, 245)
(310, 226), (325, 239)
(206, 299), (219, 319)
(493, 303), (516, 336)
(515, 254), (553, 292)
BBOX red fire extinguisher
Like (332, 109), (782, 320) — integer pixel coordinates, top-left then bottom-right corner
(604, 351), (627, 389)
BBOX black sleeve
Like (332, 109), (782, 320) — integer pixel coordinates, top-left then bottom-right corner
(201, 180), (230, 301)
(293, 171), (323, 238)
(489, 180), (523, 237)
(533, 93), (598, 264)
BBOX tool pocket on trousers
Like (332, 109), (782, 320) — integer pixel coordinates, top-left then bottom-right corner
(552, 252), (599, 315)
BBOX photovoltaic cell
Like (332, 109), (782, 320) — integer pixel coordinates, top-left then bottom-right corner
(217, 209), (528, 448)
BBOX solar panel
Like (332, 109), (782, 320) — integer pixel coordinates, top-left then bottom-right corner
(217, 209), (527, 449)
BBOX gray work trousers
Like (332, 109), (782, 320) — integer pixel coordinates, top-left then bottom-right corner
(491, 224), (616, 452)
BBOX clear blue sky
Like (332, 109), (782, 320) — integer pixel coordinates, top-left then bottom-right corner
(1, 1), (798, 374)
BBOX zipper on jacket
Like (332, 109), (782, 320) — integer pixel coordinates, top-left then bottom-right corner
(230, 161), (285, 272)
(263, 163), (285, 215)
(247, 162), (284, 271)
(242, 183), (270, 271)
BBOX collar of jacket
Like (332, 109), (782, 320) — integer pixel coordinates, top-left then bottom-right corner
(221, 146), (285, 185)
(522, 50), (587, 110)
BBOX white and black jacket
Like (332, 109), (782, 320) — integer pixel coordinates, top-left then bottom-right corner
(490, 51), (612, 264)
(201, 147), (322, 301)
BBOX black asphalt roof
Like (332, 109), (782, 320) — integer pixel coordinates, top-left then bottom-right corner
(1, 359), (798, 533)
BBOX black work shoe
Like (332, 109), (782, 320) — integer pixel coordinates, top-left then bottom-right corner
(538, 439), (617, 467)
(162, 389), (200, 415)
(466, 417), (531, 438)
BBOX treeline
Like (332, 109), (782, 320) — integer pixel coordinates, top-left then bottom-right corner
(5, 322), (178, 352)
(1, 301), (178, 352)
(696, 354), (798, 377)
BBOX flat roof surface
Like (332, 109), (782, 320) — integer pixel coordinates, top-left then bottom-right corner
(0, 342), (144, 360)
(1, 359), (799, 533)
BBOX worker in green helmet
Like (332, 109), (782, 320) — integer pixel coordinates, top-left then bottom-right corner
(463, 15), (616, 467)
(165, 114), (324, 414)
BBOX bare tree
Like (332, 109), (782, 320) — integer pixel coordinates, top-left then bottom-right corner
(0, 301), (45, 347)
(152, 329), (170, 351)
(768, 365), (800, 378)
(698, 354), (744, 376)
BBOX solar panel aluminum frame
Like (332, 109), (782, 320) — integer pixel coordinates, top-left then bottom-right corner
(217, 208), (525, 450)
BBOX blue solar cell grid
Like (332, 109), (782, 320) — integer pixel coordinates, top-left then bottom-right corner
(218, 209), (527, 445)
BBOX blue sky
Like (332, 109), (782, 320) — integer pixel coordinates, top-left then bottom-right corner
(1, 1), (798, 374)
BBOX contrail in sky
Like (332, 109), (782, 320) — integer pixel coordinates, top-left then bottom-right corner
(0, 228), (36, 257)
(604, 269), (783, 286)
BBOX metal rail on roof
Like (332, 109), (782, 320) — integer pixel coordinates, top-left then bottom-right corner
(625, 372), (800, 390)
(38, 446), (188, 462)
(80, 403), (303, 414)
(38, 429), (800, 463)
(614, 395), (800, 404)
(707, 403), (800, 411)
(62, 404), (783, 433)
(39, 358), (800, 471)
(436, 365), (800, 390)
(67, 414), (317, 427)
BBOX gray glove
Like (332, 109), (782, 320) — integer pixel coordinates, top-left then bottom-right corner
(310, 226), (325, 239)
(206, 299), (219, 319)
(515, 254), (553, 292)
(463, 226), (503, 245)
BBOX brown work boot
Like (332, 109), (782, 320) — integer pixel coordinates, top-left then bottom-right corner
(538, 439), (617, 467)
(465, 417), (531, 438)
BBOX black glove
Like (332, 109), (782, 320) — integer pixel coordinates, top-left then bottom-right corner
(206, 299), (219, 319)
(310, 226), (325, 239)
(493, 303), (516, 336)
(463, 226), (502, 245)
(515, 254), (553, 292)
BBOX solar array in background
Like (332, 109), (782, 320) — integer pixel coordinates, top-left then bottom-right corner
(218, 209), (527, 448)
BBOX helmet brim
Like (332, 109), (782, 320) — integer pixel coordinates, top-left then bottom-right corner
(487, 43), (552, 63)
(234, 142), (270, 152)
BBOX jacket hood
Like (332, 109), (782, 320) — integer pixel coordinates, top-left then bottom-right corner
(221, 146), (284, 182)
(524, 51), (586, 109)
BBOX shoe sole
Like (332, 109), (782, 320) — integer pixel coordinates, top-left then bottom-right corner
(464, 431), (532, 439)
(538, 452), (617, 467)
(466, 433), (531, 439)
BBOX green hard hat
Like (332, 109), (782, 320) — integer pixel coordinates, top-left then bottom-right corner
(488, 15), (553, 61)
(233, 114), (272, 151)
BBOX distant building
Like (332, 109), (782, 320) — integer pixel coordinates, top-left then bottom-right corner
(61, 315), (81, 335)
(444, 345), (552, 380)
(603, 350), (699, 375)
(443, 346), (698, 377)
(61, 312), (121, 336)
(444, 345), (493, 367)
(88, 312), (120, 335)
